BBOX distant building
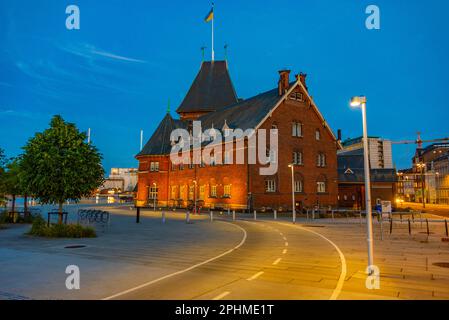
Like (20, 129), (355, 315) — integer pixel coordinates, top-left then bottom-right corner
(340, 137), (393, 169)
(434, 152), (449, 204)
(337, 149), (397, 209)
(396, 143), (449, 205)
(101, 168), (138, 193)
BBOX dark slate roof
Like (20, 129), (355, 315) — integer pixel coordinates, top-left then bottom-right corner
(136, 113), (188, 156)
(338, 153), (397, 183)
(198, 83), (294, 132)
(176, 61), (238, 114)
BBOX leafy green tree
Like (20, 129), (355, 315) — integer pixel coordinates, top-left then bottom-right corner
(21, 115), (104, 223)
(0, 148), (6, 207)
(3, 158), (23, 213)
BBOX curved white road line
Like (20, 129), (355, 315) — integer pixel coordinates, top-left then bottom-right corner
(102, 221), (247, 300)
(274, 222), (347, 301)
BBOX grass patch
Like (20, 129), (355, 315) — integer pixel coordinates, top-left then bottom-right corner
(27, 215), (96, 238)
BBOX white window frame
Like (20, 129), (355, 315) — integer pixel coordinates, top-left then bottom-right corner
(292, 122), (302, 137)
(150, 162), (159, 172)
(294, 179), (303, 193)
(293, 151), (303, 165)
(315, 129), (321, 141)
(210, 185), (217, 197)
(317, 181), (326, 193)
(265, 180), (276, 193)
(224, 184), (231, 197)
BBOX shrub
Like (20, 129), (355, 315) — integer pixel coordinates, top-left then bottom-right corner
(28, 215), (96, 238)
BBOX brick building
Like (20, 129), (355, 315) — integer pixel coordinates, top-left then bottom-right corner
(135, 60), (340, 211)
(337, 149), (397, 209)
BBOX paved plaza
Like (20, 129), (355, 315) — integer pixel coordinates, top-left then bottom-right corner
(1, 206), (449, 300)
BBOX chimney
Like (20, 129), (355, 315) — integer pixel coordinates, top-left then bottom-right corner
(295, 72), (308, 91)
(278, 70), (291, 96)
(337, 129), (342, 142)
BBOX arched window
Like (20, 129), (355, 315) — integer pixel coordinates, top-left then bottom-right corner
(315, 129), (321, 140)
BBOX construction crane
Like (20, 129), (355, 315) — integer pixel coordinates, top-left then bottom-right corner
(390, 132), (449, 148)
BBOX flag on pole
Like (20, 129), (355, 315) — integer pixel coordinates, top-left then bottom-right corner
(204, 7), (214, 22)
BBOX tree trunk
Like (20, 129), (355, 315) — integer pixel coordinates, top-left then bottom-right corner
(24, 194), (28, 215)
(12, 194), (16, 213)
(58, 202), (63, 224)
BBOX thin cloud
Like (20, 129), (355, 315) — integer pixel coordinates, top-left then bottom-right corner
(91, 49), (147, 63)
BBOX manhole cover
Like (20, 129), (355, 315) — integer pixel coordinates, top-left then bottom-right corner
(64, 245), (87, 249)
(433, 262), (449, 269)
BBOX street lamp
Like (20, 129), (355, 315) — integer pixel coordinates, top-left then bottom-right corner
(416, 163), (426, 208)
(288, 164), (296, 224)
(193, 180), (197, 214)
(350, 95), (374, 273)
(152, 182), (157, 211)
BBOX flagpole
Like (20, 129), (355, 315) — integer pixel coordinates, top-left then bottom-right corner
(211, 12), (215, 61)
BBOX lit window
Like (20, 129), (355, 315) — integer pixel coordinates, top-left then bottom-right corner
(171, 186), (177, 200)
(210, 185), (217, 197)
(265, 180), (276, 192)
(149, 185), (158, 199)
(224, 184), (231, 197)
(188, 185), (194, 200)
(292, 122), (302, 137)
(199, 185), (205, 200)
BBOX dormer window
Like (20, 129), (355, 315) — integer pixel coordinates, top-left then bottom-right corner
(289, 92), (303, 102)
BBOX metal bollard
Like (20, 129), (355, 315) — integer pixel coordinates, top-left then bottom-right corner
(400, 213), (402, 224)
(274, 210), (277, 220)
(331, 210), (334, 221)
(186, 211), (190, 224)
(232, 210), (236, 221)
(210, 211), (214, 222)
(444, 219), (449, 237)
(380, 214), (383, 241)
(228, 208), (230, 216)
(390, 218), (393, 234)
(136, 207), (141, 224)
(408, 219), (411, 235)
(254, 210), (257, 221)
(426, 219), (430, 236)
(162, 211), (166, 224)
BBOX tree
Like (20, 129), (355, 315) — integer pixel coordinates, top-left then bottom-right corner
(0, 148), (6, 207)
(21, 115), (104, 223)
(3, 158), (23, 213)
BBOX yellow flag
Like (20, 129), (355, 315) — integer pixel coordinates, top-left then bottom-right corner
(204, 8), (214, 22)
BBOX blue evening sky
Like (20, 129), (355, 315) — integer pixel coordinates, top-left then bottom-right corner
(1, 0), (448, 172)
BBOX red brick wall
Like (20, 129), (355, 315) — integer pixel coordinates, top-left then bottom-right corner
(136, 84), (339, 211)
(250, 86), (338, 210)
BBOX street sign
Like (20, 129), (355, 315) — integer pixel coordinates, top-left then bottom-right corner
(381, 201), (392, 218)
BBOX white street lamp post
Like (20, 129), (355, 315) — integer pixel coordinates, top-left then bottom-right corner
(288, 164), (296, 224)
(350, 96), (374, 272)
(153, 182), (157, 211)
(193, 180), (197, 214)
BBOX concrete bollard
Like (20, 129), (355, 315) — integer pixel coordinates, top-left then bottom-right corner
(254, 210), (257, 221)
(162, 211), (166, 224)
(210, 211), (213, 222)
(274, 210), (277, 220)
(186, 211), (190, 224)
(232, 210), (236, 221)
